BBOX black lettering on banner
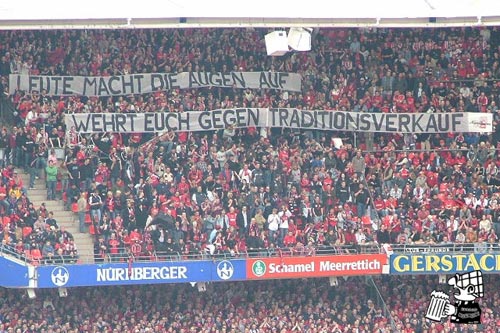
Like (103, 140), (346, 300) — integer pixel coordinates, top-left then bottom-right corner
(301, 110), (314, 128)
(333, 112), (346, 130)
(189, 72), (201, 88)
(165, 113), (178, 131)
(98, 78), (110, 96)
(212, 110), (224, 129)
(198, 112), (212, 130)
(372, 113), (384, 131)
(259, 72), (281, 89)
(167, 73), (180, 89)
(426, 114), (437, 132)
(45, 77), (53, 93)
(248, 108), (259, 126)
(209, 73), (222, 86)
(269, 72), (282, 88)
(359, 113), (371, 131)
(92, 114), (103, 132)
(223, 109), (237, 126)
(115, 114), (127, 132)
(40, 77), (50, 93)
(62, 77), (73, 95)
(328, 111), (335, 129)
(133, 74), (144, 93)
(151, 74), (164, 91)
(220, 73), (232, 87)
(178, 113), (190, 131)
(122, 75), (134, 94)
(278, 73), (289, 89)
(66, 110), (480, 134)
(399, 114), (411, 132)
(13, 72), (306, 96)
(231, 72), (246, 88)
(35, 76), (48, 93)
(71, 114), (91, 132)
(83, 77), (97, 96)
(290, 109), (300, 127)
(235, 108), (247, 127)
(279, 109), (289, 127)
(196, 72), (209, 86)
(108, 76), (122, 95)
(52, 77), (62, 94)
(345, 112), (357, 131)
(29, 76), (39, 92)
(323, 111), (332, 129)
(154, 113), (166, 131)
(451, 113), (464, 132)
(386, 114), (398, 132)
(437, 113), (450, 132)
(269, 108), (279, 126)
(412, 114), (425, 132)
(315, 111), (328, 129)
(126, 114), (137, 132)
(259, 73), (271, 89)
(144, 113), (155, 131)
(102, 114), (116, 132)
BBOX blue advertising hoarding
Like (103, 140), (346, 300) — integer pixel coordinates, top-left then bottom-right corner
(36, 259), (246, 288)
(0, 256), (30, 288)
(390, 253), (500, 275)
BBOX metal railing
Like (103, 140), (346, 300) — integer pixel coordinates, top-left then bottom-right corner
(1, 242), (383, 266)
(77, 243), (384, 265)
(0, 243), (25, 259)
(389, 242), (500, 253)
(3, 241), (499, 266)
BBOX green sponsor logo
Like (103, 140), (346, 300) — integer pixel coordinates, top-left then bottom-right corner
(252, 260), (266, 277)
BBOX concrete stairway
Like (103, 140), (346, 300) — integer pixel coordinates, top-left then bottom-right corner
(17, 169), (95, 263)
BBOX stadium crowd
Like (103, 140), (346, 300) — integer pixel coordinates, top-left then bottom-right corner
(0, 276), (499, 333)
(1, 27), (500, 262)
(0, 163), (78, 264)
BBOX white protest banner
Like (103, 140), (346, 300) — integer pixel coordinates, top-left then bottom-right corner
(9, 72), (302, 96)
(64, 109), (493, 134)
(66, 109), (264, 133)
(268, 109), (493, 133)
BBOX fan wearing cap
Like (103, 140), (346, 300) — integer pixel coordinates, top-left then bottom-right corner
(443, 270), (483, 324)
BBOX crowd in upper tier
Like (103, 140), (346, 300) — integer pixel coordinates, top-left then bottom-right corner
(1, 27), (500, 261)
(1, 276), (499, 333)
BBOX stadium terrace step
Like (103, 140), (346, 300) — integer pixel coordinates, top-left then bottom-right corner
(15, 169), (96, 264)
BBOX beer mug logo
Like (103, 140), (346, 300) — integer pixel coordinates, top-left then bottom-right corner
(425, 270), (484, 325)
(425, 291), (449, 322)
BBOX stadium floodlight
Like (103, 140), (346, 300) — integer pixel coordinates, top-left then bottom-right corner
(59, 287), (68, 298)
(265, 27), (313, 56)
(27, 288), (36, 299)
(265, 31), (289, 56)
(287, 27), (312, 52)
